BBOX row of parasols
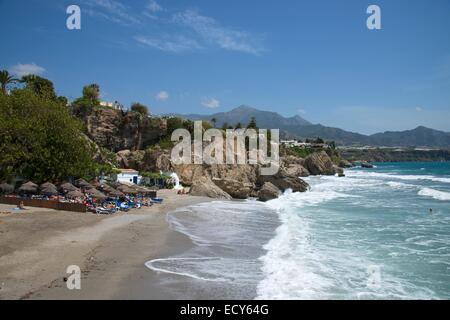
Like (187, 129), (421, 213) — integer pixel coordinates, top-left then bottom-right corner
(0, 178), (156, 200)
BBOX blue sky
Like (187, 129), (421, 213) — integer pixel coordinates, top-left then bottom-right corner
(1, 0), (449, 134)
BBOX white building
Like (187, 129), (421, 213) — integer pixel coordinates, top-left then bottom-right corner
(117, 169), (141, 185)
(100, 101), (124, 111)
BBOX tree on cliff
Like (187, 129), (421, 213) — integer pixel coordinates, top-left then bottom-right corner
(130, 102), (149, 116)
(211, 117), (217, 128)
(0, 89), (101, 183)
(0, 70), (18, 95)
(72, 83), (101, 115)
(130, 102), (149, 150)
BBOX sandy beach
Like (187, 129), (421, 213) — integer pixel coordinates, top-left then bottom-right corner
(0, 189), (213, 299)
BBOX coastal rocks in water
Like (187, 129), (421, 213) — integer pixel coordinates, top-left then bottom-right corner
(304, 151), (335, 175)
(338, 159), (353, 168)
(258, 168), (309, 193)
(361, 161), (374, 168)
(333, 165), (345, 177)
(258, 182), (281, 202)
(212, 178), (253, 199)
(189, 177), (232, 200)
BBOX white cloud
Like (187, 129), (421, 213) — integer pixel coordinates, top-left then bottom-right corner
(83, 0), (141, 25)
(201, 97), (220, 108)
(172, 10), (264, 55)
(155, 90), (169, 101)
(135, 35), (201, 53)
(147, 0), (162, 13)
(9, 63), (45, 77)
(297, 108), (306, 115)
(415, 106), (423, 112)
(144, 0), (163, 19)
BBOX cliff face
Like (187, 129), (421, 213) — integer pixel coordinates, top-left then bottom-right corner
(81, 108), (167, 152)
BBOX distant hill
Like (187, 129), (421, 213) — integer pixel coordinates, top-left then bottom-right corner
(168, 106), (450, 148)
(178, 105), (311, 129)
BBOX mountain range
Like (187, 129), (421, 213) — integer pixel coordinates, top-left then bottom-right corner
(169, 105), (450, 148)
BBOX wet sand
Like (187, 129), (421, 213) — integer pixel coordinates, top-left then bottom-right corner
(0, 190), (213, 299)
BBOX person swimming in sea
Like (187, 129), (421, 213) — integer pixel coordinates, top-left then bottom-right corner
(429, 208), (433, 214)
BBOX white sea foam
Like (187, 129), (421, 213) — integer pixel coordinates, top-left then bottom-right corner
(145, 257), (228, 282)
(386, 181), (416, 189)
(347, 171), (450, 184)
(418, 187), (450, 201)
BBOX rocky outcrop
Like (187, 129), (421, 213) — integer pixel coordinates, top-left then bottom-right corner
(258, 182), (280, 202)
(115, 149), (314, 201)
(82, 108), (167, 152)
(212, 178), (253, 199)
(304, 151), (335, 175)
(258, 168), (309, 193)
(361, 161), (374, 168)
(116, 149), (145, 169)
(189, 177), (232, 200)
(338, 159), (353, 168)
(333, 165), (345, 177)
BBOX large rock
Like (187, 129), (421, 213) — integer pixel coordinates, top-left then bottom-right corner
(212, 178), (253, 199)
(258, 182), (281, 202)
(338, 159), (353, 168)
(189, 177), (232, 200)
(333, 165), (345, 177)
(361, 161), (374, 168)
(258, 168), (309, 193)
(283, 163), (310, 177)
(304, 151), (335, 175)
(116, 149), (145, 169)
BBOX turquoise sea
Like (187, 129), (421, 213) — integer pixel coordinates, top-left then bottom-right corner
(147, 162), (450, 299)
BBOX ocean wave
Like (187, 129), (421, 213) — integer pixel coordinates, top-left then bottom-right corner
(347, 171), (450, 184)
(386, 181), (416, 189)
(418, 187), (450, 201)
(145, 257), (229, 282)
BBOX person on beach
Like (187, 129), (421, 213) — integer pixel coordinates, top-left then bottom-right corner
(16, 201), (27, 210)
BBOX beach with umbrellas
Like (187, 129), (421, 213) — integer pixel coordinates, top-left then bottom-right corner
(0, 179), (164, 214)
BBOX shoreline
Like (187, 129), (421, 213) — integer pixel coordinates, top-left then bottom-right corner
(0, 189), (214, 299)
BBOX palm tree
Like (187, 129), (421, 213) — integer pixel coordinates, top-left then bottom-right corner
(0, 70), (18, 95)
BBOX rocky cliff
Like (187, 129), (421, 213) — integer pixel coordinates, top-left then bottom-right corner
(80, 108), (167, 152)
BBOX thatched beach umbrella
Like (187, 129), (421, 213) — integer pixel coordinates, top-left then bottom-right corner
(85, 188), (107, 199)
(100, 184), (124, 197)
(106, 188), (125, 197)
(40, 185), (58, 196)
(60, 182), (79, 192)
(0, 183), (14, 195)
(40, 182), (57, 190)
(18, 181), (38, 194)
(89, 180), (101, 188)
(66, 190), (84, 198)
(75, 178), (93, 189)
(117, 184), (138, 195)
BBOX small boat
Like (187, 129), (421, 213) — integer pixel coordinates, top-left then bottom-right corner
(151, 197), (163, 203)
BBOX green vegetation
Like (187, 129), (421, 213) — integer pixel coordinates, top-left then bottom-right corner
(72, 83), (100, 115)
(0, 88), (108, 183)
(130, 102), (149, 116)
(0, 70), (19, 95)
